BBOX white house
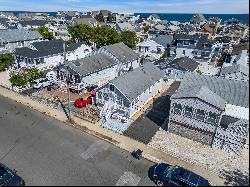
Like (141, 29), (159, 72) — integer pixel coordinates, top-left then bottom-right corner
(14, 39), (92, 71)
(97, 62), (165, 119)
(0, 29), (43, 53)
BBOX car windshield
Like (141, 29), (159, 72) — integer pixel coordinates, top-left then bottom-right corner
(0, 166), (12, 185)
(165, 166), (185, 178)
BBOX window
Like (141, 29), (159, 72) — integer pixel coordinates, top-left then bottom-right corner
(184, 106), (193, 117)
(195, 109), (206, 121)
(207, 112), (219, 124)
(103, 93), (109, 101)
(98, 92), (102, 100)
(182, 50), (185, 55)
(173, 103), (183, 115)
(110, 84), (114, 91)
(116, 96), (123, 106)
(184, 40), (189, 46)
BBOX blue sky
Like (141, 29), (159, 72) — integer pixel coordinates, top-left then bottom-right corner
(0, 0), (249, 13)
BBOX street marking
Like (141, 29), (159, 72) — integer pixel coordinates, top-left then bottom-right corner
(80, 140), (110, 160)
(115, 172), (141, 186)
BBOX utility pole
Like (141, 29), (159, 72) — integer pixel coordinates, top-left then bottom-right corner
(63, 43), (71, 121)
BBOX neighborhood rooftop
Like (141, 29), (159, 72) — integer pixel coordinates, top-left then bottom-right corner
(170, 56), (199, 72)
(14, 39), (83, 59)
(102, 42), (139, 63)
(174, 72), (249, 108)
(110, 62), (165, 102)
(66, 53), (117, 77)
(0, 29), (42, 43)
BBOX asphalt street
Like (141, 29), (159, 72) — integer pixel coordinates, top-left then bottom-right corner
(0, 95), (156, 186)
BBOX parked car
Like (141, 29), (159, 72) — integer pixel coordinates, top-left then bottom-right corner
(74, 96), (92, 108)
(0, 163), (25, 186)
(86, 85), (98, 92)
(69, 83), (85, 93)
(153, 163), (210, 186)
(33, 78), (51, 89)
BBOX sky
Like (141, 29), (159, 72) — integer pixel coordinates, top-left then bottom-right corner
(0, 0), (249, 14)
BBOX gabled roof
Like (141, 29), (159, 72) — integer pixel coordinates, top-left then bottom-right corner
(14, 40), (84, 59)
(116, 22), (134, 31)
(110, 62), (165, 102)
(73, 17), (97, 26)
(18, 20), (48, 27)
(173, 34), (201, 41)
(102, 42), (139, 63)
(152, 34), (173, 47)
(0, 17), (9, 28)
(173, 72), (249, 108)
(172, 86), (227, 110)
(220, 64), (249, 76)
(170, 57), (199, 72)
(65, 53), (117, 77)
(0, 29), (42, 43)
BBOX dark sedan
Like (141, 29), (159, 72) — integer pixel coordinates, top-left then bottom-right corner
(153, 163), (210, 186)
(0, 163), (24, 186)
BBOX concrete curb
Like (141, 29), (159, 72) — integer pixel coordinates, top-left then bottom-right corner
(0, 85), (225, 186)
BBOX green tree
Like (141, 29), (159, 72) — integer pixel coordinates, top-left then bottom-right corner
(67, 24), (94, 45)
(196, 69), (203, 75)
(0, 54), (15, 72)
(143, 25), (150, 33)
(121, 30), (137, 49)
(94, 13), (103, 22)
(10, 73), (28, 87)
(26, 68), (45, 82)
(161, 51), (169, 59)
(93, 26), (121, 48)
(37, 26), (55, 40)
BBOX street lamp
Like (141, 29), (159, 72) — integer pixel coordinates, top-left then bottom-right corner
(63, 43), (72, 121)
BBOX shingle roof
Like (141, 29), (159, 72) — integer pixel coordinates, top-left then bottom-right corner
(110, 62), (165, 102)
(172, 86), (227, 110)
(14, 40), (83, 59)
(19, 20), (48, 27)
(152, 34), (173, 47)
(0, 29), (42, 43)
(173, 72), (249, 108)
(220, 64), (249, 76)
(173, 33), (201, 41)
(65, 53), (117, 77)
(0, 17), (9, 28)
(73, 18), (97, 26)
(170, 57), (199, 72)
(102, 42), (139, 63)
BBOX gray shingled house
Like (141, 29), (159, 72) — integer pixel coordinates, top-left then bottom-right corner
(0, 29), (42, 53)
(164, 56), (200, 81)
(57, 53), (117, 87)
(168, 72), (249, 155)
(97, 62), (165, 119)
(219, 63), (249, 82)
(97, 42), (140, 76)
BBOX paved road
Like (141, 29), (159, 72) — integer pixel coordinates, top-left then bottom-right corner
(0, 95), (156, 186)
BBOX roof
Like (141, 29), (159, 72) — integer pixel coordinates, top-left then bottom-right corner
(18, 20), (48, 27)
(14, 40), (84, 59)
(194, 35), (215, 50)
(170, 57), (199, 72)
(172, 86), (227, 110)
(0, 17), (9, 28)
(173, 72), (249, 108)
(173, 34), (201, 41)
(220, 64), (249, 76)
(110, 62), (165, 102)
(0, 29), (42, 43)
(231, 42), (249, 56)
(102, 42), (139, 63)
(73, 18), (97, 26)
(65, 53), (117, 77)
(116, 22), (134, 31)
(152, 35), (173, 47)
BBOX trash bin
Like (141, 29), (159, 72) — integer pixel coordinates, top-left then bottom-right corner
(47, 85), (52, 91)
(131, 149), (143, 160)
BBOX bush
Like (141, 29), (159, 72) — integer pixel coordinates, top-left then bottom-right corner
(10, 73), (28, 87)
(0, 54), (15, 72)
(26, 68), (45, 82)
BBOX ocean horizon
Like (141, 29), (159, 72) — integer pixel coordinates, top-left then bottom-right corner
(1, 11), (249, 25)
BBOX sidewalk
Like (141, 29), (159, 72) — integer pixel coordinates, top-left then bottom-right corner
(0, 85), (225, 186)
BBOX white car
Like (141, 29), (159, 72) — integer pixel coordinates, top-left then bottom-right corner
(33, 78), (51, 89)
(69, 83), (86, 93)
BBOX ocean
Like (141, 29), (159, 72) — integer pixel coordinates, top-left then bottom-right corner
(2, 11), (249, 25)
(135, 13), (249, 25)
